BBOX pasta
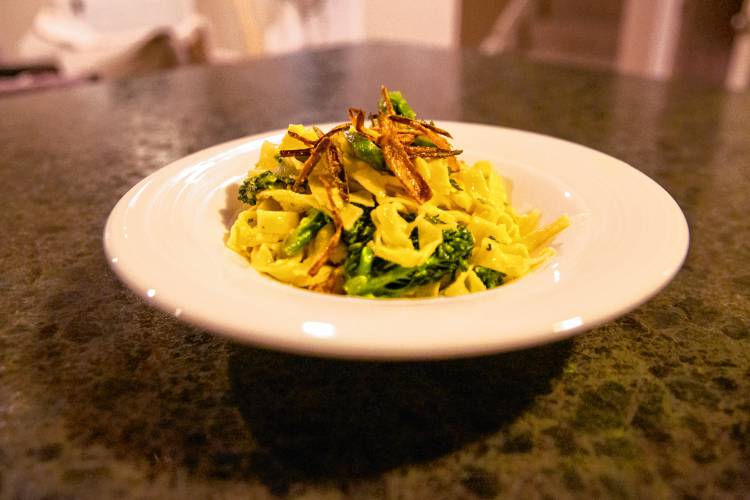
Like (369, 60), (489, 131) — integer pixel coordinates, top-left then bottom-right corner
(227, 87), (569, 298)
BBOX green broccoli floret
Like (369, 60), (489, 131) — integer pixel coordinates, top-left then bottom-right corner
(283, 209), (331, 257)
(474, 266), (506, 289)
(344, 130), (387, 171)
(238, 170), (295, 205)
(342, 208), (376, 279)
(344, 226), (474, 297)
(379, 90), (417, 119)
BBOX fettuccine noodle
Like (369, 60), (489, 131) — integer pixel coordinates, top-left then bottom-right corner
(227, 88), (568, 298)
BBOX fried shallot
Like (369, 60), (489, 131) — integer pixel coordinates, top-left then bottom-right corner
(376, 86), (433, 203)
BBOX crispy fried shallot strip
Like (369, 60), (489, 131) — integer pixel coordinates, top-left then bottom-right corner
(380, 134), (432, 203)
(308, 224), (342, 276)
(326, 144), (349, 201)
(380, 85), (396, 115)
(282, 123), (346, 158)
(399, 120), (460, 171)
(348, 107), (378, 141)
(349, 107), (365, 129)
(405, 146), (463, 159)
(286, 130), (317, 146)
(377, 86), (433, 203)
(293, 136), (330, 192)
(322, 123), (350, 138)
(388, 115), (453, 138)
(299, 139), (347, 277)
(397, 133), (417, 144)
(279, 148), (312, 157)
(393, 118), (452, 148)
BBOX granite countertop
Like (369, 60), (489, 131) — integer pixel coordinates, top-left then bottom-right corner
(0, 43), (748, 499)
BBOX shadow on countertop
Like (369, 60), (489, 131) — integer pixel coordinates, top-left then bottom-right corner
(28, 252), (571, 495)
(228, 339), (572, 486)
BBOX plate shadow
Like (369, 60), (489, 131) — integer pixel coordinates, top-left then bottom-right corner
(31, 253), (571, 493)
(228, 339), (572, 486)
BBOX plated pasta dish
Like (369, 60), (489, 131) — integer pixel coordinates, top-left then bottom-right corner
(227, 86), (569, 298)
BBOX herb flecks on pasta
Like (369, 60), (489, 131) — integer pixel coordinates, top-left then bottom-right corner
(227, 86), (569, 298)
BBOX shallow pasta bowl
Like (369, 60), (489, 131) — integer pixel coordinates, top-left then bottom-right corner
(103, 122), (689, 360)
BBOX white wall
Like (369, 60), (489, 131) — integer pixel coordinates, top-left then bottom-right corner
(76, 0), (194, 31)
(363, 0), (459, 48)
(259, 0), (365, 55)
(0, 0), (461, 62)
(0, 0), (51, 59)
(256, 0), (459, 55)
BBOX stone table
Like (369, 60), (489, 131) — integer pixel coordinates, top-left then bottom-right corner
(1, 43), (748, 499)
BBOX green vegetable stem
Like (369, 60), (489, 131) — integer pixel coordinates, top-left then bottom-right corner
(379, 90), (417, 119)
(344, 226), (474, 297)
(342, 208), (377, 279)
(473, 266), (506, 289)
(282, 209), (331, 257)
(344, 130), (387, 171)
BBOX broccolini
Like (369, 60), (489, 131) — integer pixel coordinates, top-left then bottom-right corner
(283, 209), (331, 257)
(344, 226), (474, 297)
(380, 90), (416, 119)
(474, 266), (506, 289)
(238, 171), (295, 205)
(344, 130), (387, 171)
(342, 208), (377, 279)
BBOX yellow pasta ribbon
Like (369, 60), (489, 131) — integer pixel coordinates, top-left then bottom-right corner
(227, 125), (568, 297)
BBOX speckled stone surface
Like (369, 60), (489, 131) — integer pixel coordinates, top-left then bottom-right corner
(1, 43), (748, 499)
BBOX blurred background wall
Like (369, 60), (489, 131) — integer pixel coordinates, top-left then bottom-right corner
(0, 0), (48, 59)
(1, 0), (748, 91)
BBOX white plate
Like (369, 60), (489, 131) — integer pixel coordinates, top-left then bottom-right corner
(104, 122), (689, 360)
